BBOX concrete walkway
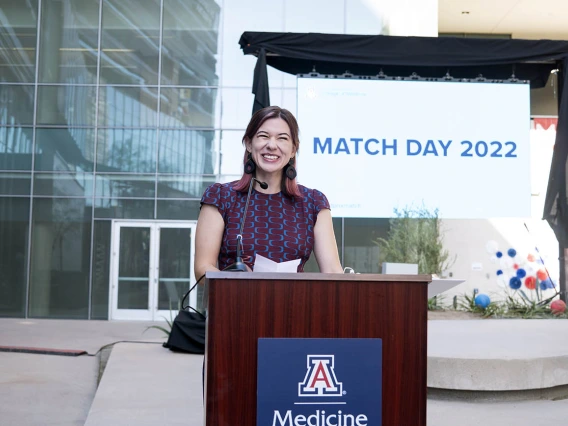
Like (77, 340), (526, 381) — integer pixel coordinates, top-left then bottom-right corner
(1, 317), (567, 425)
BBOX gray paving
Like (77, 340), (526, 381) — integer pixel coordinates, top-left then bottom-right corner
(1, 317), (567, 425)
(0, 352), (99, 426)
(84, 343), (203, 426)
(428, 319), (568, 391)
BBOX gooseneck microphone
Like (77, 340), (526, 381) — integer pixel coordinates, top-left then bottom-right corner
(224, 177), (268, 272)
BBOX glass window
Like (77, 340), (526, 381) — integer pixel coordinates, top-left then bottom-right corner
(96, 128), (157, 173)
(36, 85), (97, 126)
(95, 174), (156, 198)
(33, 172), (94, 197)
(0, 172), (31, 195)
(29, 197), (92, 318)
(0, 126), (34, 170)
(91, 220), (111, 319)
(0, 0), (38, 82)
(344, 218), (390, 273)
(38, 0), (100, 84)
(0, 85), (35, 126)
(0, 197), (30, 317)
(98, 86), (158, 127)
(156, 199), (200, 220)
(160, 87), (217, 128)
(157, 174), (216, 199)
(94, 197), (154, 219)
(158, 129), (215, 174)
(161, 0), (220, 86)
(303, 217), (342, 272)
(100, 0), (161, 85)
(35, 128), (96, 171)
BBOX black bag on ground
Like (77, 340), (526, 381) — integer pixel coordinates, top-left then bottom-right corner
(164, 282), (206, 354)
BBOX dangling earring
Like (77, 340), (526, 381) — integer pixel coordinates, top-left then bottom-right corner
(244, 152), (256, 174)
(284, 158), (297, 180)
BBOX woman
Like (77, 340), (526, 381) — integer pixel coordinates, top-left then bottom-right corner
(194, 106), (343, 280)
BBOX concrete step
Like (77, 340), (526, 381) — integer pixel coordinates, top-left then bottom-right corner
(84, 343), (203, 426)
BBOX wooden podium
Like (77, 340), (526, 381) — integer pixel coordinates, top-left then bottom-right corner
(203, 272), (431, 426)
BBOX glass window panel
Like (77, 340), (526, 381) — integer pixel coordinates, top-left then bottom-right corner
(36, 85), (97, 126)
(158, 281), (187, 311)
(344, 218), (390, 273)
(98, 86), (158, 127)
(33, 172), (94, 197)
(117, 280), (148, 309)
(0, 197), (30, 317)
(100, 0), (161, 85)
(221, 0), (284, 87)
(158, 129), (215, 174)
(161, 0), (220, 86)
(0, 172), (31, 195)
(0, 0), (38, 82)
(96, 128), (157, 173)
(94, 197), (154, 219)
(38, 0), (99, 84)
(91, 220), (111, 319)
(160, 87), (216, 128)
(29, 198), (92, 318)
(95, 173), (155, 198)
(156, 199), (200, 220)
(157, 174), (215, 199)
(0, 126), (34, 170)
(119, 227), (150, 277)
(0, 85), (35, 126)
(303, 217), (342, 272)
(219, 130), (246, 175)
(35, 127), (95, 171)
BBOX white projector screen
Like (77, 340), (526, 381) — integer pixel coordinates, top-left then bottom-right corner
(296, 77), (531, 219)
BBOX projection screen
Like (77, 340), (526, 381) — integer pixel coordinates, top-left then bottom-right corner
(296, 77), (531, 219)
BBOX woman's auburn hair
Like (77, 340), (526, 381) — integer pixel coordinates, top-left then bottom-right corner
(233, 106), (301, 198)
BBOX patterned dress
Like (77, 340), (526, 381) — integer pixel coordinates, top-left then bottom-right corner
(200, 182), (331, 272)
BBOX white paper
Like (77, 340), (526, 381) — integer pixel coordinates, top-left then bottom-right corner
(253, 254), (301, 273)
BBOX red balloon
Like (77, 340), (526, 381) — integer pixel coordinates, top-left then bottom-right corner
(513, 263), (519, 270)
(551, 300), (567, 315)
(524, 276), (536, 290)
(537, 269), (548, 281)
(527, 253), (536, 262)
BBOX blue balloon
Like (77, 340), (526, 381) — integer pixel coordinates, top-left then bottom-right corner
(507, 248), (517, 258)
(516, 268), (526, 278)
(509, 277), (522, 290)
(475, 294), (491, 309)
(496, 251), (503, 258)
(540, 278), (555, 290)
(496, 270), (503, 276)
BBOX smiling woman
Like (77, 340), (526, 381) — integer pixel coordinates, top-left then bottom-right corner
(194, 106), (343, 277)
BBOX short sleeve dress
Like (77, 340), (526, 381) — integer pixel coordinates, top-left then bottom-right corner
(200, 181), (330, 272)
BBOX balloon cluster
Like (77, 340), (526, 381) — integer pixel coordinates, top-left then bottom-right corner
(486, 241), (555, 292)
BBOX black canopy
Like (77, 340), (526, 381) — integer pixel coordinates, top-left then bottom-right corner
(240, 32), (568, 297)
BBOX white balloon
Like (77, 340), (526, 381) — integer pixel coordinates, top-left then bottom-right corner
(486, 240), (499, 255)
(490, 255), (498, 264)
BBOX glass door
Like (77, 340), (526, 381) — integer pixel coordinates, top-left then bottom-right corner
(110, 221), (196, 320)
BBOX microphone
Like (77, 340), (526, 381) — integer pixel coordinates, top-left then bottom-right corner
(224, 176), (268, 272)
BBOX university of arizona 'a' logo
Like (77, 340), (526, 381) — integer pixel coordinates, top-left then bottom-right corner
(298, 355), (343, 396)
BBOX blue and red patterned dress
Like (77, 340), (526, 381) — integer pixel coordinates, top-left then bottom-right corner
(200, 182), (331, 272)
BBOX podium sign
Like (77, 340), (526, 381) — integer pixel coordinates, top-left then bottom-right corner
(257, 338), (382, 426)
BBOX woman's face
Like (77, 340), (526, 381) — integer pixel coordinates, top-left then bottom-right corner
(246, 117), (296, 178)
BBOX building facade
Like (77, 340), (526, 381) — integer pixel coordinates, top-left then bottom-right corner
(0, 0), (560, 320)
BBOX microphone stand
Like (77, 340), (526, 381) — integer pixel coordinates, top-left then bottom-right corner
(225, 176), (266, 272)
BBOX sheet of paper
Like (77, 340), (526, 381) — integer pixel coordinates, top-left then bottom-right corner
(253, 254), (301, 273)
